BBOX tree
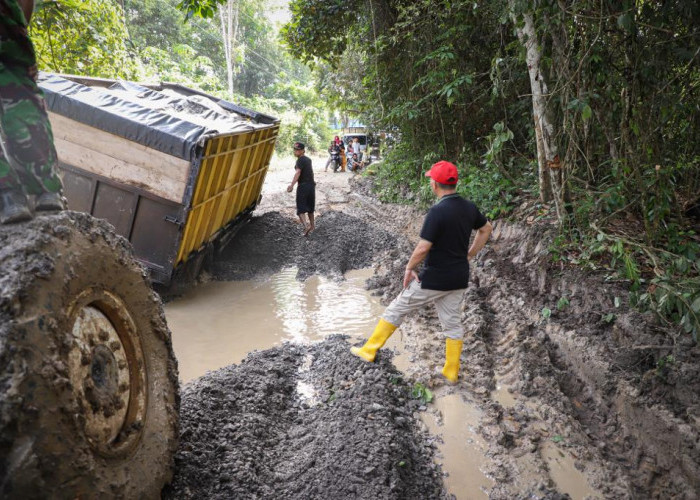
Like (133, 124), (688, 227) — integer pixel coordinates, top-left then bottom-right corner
(219, 0), (241, 95)
(31, 0), (137, 79)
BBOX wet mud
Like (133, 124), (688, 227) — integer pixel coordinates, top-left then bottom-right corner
(164, 336), (446, 499)
(166, 161), (699, 499)
(210, 210), (396, 281)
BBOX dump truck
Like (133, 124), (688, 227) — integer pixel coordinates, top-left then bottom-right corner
(1, 74), (279, 497)
(39, 73), (280, 286)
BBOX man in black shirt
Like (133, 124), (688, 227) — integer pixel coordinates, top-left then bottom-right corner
(351, 161), (492, 383)
(287, 142), (316, 236)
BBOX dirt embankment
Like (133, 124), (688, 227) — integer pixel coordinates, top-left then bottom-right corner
(472, 222), (700, 498)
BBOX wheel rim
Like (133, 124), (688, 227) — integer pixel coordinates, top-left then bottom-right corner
(67, 289), (148, 457)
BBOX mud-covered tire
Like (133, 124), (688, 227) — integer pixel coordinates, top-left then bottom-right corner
(0, 212), (179, 498)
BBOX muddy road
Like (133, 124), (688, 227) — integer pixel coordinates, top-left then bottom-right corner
(163, 155), (699, 499)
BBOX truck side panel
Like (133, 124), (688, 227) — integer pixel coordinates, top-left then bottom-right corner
(175, 125), (278, 265)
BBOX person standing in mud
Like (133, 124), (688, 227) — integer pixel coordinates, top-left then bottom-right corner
(351, 161), (492, 383)
(0, 0), (65, 224)
(287, 141), (315, 236)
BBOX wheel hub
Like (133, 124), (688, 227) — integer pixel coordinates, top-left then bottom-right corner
(67, 291), (147, 457)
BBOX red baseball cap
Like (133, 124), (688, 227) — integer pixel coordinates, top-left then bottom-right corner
(425, 161), (458, 185)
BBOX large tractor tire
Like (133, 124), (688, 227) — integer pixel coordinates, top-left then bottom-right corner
(0, 212), (179, 498)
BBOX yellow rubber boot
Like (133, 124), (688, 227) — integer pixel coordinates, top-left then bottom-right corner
(441, 338), (464, 384)
(350, 319), (397, 362)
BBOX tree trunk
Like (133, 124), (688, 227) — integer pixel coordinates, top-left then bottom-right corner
(513, 10), (565, 220)
(219, 0), (240, 96)
(533, 113), (552, 202)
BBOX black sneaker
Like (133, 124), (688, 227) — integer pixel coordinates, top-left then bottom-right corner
(0, 189), (32, 224)
(35, 191), (65, 212)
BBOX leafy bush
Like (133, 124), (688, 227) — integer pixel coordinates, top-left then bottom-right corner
(31, 0), (137, 79)
(372, 139), (524, 220)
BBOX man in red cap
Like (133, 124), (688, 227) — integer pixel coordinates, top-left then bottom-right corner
(351, 160), (492, 383)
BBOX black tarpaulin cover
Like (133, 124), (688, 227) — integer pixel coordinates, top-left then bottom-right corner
(39, 73), (262, 162)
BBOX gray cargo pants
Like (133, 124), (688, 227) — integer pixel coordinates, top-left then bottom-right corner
(381, 280), (466, 340)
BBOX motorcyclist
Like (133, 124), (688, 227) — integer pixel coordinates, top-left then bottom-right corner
(0, 0), (65, 224)
(325, 140), (341, 172)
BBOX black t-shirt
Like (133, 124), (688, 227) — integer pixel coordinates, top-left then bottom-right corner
(418, 194), (487, 290)
(295, 155), (315, 184)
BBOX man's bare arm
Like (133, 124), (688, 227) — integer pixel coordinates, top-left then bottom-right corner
(468, 221), (492, 260)
(287, 168), (301, 192)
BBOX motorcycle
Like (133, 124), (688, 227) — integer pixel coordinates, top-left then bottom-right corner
(330, 150), (341, 172)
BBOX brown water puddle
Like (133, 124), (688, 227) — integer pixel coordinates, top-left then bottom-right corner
(422, 393), (494, 499)
(541, 441), (601, 499)
(165, 267), (384, 382)
(491, 378), (518, 408)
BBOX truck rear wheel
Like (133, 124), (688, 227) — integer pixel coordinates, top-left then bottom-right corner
(0, 212), (179, 498)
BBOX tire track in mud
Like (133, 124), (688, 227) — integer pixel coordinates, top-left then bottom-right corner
(469, 222), (700, 499)
(469, 266), (631, 499)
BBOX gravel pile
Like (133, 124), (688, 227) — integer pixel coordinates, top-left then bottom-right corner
(210, 210), (397, 281)
(164, 336), (447, 499)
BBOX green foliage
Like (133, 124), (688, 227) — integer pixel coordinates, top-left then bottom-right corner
(139, 45), (224, 93)
(556, 297), (569, 311)
(457, 159), (519, 220)
(371, 143), (438, 206)
(634, 277), (700, 342)
(541, 307), (552, 319)
(326, 390), (338, 403)
(31, 0), (137, 78)
(552, 221), (700, 340)
(372, 141), (521, 220)
(177, 0), (225, 20)
(654, 354), (676, 382)
(410, 382), (433, 404)
(281, 0), (361, 66)
(239, 84), (333, 154)
(602, 313), (616, 324)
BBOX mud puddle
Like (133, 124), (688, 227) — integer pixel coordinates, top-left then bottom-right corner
(541, 442), (600, 499)
(165, 267), (385, 382)
(423, 393), (493, 499)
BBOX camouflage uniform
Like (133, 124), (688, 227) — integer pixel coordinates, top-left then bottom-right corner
(0, 0), (62, 195)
